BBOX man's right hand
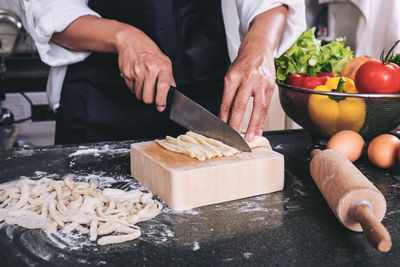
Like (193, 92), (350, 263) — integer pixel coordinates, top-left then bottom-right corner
(115, 27), (175, 112)
(51, 16), (175, 112)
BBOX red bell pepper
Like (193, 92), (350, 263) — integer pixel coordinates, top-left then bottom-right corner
(286, 72), (338, 89)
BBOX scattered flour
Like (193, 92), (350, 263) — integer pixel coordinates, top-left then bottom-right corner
(45, 231), (95, 251)
(13, 149), (34, 157)
(163, 207), (200, 215)
(285, 169), (309, 197)
(273, 144), (286, 150)
(192, 241), (200, 251)
(20, 233), (52, 261)
(387, 209), (400, 215)
(237, 202), (280, 213)
(68, 145), (130, 157)
(252, 195), (268, 201)
(34, 171), (47, 177)
(143, 223), (175, 244)
(69, 149), (100, 157)
(5, 224), (15, 241)
(243, 252), (253, 259)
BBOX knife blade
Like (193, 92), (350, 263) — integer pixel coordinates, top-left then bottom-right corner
(166, 87), (252, 152)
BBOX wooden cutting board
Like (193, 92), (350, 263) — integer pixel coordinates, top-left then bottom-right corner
(130, 141), (284, 210)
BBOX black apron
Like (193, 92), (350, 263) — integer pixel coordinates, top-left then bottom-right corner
(55, 0), (231, 144)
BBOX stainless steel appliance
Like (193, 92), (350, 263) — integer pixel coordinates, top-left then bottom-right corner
(0, 8), (53, 147)
(0, 9), (21, 125)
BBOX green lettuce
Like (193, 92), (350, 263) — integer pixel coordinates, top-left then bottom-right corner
(275, 27), (354, 83)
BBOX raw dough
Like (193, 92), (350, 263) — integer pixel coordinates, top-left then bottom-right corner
(246, 135), (272, 150)
(0, 177), (162, 245)
(155, 131), (271, 161)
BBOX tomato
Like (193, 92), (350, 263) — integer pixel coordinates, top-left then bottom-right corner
(355, 60), (400, 94)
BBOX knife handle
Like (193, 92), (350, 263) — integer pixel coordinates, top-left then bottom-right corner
(166, 87), (176, 106)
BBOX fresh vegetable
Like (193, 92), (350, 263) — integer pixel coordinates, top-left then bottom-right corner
(355, 41), (400, 94)
(324, 76), (357, 92)
(275, 27), (354, 83)
(388, 40), (400, 66)
(341, 55), (374, 81)
(389, 53), (400, 66)
(308, 77), (366, 138)
(286, 72), (337, 89)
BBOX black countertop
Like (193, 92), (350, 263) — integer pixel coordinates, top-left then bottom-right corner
(0, 130), (398, 266)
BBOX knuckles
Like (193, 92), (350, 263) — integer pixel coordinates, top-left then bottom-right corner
(143, 60), (158, 74)
(253, 103), (269, 114)
(142, 54), (173, 75)
(224, 71), (240, 84)
(162, 55), (173, 66)
(133, 65), (144, 78)
(225, 68), (275, 87)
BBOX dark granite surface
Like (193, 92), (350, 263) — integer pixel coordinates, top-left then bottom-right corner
(0, 130), (398, 266)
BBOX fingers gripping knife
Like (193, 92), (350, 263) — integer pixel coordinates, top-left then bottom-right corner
(309, 149), (392, 252)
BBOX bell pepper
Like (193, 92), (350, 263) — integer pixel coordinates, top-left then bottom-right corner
(286, 56), (338, 89)
(286, 72), (338, 89)
(307, 77), (366, 138)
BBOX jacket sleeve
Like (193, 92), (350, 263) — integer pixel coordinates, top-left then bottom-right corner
(17, 0), (101, 67)
(222, 0), (306, 60)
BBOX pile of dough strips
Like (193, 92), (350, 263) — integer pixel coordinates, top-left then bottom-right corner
(156, 131), (271, 161)
(0, 177), (162, 245)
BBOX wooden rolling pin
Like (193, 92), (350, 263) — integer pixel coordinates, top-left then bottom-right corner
(310, 149), (392, 252)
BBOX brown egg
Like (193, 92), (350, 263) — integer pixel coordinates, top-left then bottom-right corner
(368, 134), (400, 168)
(327, 130), (364, 162)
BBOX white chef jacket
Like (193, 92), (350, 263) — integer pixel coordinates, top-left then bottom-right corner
(4, 0), (306, 111)
(319, 0), (400, 58)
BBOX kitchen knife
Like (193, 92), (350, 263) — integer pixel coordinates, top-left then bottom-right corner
(166, 87), (252, 152)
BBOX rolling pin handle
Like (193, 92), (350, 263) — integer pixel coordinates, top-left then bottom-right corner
(351, 202), (392, 252)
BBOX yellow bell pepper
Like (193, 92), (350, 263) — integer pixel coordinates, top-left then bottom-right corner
(308, 77), (366, 138)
